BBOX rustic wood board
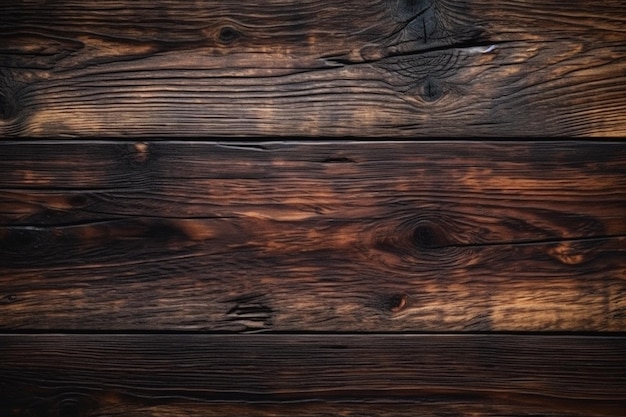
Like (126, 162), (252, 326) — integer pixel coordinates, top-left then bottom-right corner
(1, 141), (625, 332)
(2, 0), (626, 137)
(1, 334), (625, 416)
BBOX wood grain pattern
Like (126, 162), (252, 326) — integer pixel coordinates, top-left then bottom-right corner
(2, 0), (626, 137)
(3, 2), (625, 414)
(5, 403), (620, 417)
(1, 141), (625, 331)
(1, 334), (625, 416)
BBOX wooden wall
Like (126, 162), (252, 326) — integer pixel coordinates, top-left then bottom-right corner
(1, 1), (626, 416)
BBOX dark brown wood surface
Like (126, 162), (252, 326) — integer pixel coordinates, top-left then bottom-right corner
(1, 141), (625, 332)
(2, 140), (625, 415)
(3, 2), (626, 414)
(1, 334), (625, 416)
(2, 0), (626, 137)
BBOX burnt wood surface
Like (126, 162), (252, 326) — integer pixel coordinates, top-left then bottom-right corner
(1, 141), (625, 332)
(1, 334), (625, 416)
(2, 0), (626, 137)
(1, 142), (625, 415)
(0, 140), (626, 417)
(2, 1), (626, 415)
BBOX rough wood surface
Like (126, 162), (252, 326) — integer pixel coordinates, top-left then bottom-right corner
(2, 0), (626, 137)
(1, 141), (625, 331)
(1, 334), (625, 416)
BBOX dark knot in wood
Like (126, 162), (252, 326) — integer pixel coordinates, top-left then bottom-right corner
(387, 293), (408, 313)
(412, 221), (448, 249)
(1, 294), (18, 304)
(0, 72), (22, 121)
(68, 194), (89, 208)
(219, 26), (241, 44)
(422, 77), (443, 102)
(0, 90), (11, 120)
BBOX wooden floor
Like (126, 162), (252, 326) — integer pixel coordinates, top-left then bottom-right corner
(2, 1), (626, 416)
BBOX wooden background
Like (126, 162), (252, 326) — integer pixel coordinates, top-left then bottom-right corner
(2, 0), (626, 137)
(1, 1), (626, 416)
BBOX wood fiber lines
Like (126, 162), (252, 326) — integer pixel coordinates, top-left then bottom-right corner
(2, 1), (626, 415)
(2, 0), (626, 137)
(1, 334), (625, 416)
(2, 141), (626, 414)
(1, 141), (625, 332)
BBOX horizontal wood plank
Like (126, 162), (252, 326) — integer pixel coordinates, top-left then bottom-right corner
(4, 403), (619, 417)
(1, 1), (626, 137)
(1, 141), (625, 331)
(1, 334), (625, 416)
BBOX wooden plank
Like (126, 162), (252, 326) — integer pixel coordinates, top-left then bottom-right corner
(2, 403), (620, 417)
(1, 141), (625, 331)
(1, 334), (625, 416)
(1, 0), (625, 137)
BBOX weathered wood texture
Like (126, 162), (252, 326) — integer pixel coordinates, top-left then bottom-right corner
(2, 0), (626, 137)
(1, 141), (625, 331)
(1, 334), (625, 416)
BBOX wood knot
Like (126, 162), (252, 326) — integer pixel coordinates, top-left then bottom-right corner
(67, 194), (89, 208)
(547, 242), (588, 265)
(56, 396), (81, 417)
(1, 294), (18, 304)
(226, 293), (273, 332)
(412, 221), (448, 249)
(127, 142), (151, 165)
(218, 26), (241, 44)
(384, 293), (408, 313)
(0, 90), (11, 120)
(421, 77), (443, 102)
(0, 71), (22, 121)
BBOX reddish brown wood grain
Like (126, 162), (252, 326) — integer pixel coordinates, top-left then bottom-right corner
(1, 141), (625, 332)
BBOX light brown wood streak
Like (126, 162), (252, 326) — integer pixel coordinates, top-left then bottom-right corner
(1, 141), (625, 331)
(1, 1), (626, 137)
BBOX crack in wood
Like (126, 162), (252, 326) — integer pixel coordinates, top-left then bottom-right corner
(428, 234), (626, 250)
(225, 294), (274, 332)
